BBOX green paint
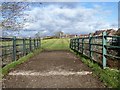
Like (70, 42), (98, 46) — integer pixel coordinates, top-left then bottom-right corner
(13, 36), (16, 61)
(102, 31), (107, 69)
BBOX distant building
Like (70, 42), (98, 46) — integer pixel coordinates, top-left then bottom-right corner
(106, 29), (116, 36)
(93, 30), (105, 36)
(93, 29), (116, 36)
(69, 34), (78, 38)
(79, 34), (89, 38)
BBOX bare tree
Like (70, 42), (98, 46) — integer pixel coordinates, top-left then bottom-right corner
(1, 2), (28, 31)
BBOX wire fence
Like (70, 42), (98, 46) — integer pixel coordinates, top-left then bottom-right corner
(70, 32), (120, 69)
(0, 37), (41, 67)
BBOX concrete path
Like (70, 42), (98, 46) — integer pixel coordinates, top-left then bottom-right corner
(3, 50), (105, 88)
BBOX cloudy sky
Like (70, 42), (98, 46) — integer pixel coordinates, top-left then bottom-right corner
(2, 2), (118, 37)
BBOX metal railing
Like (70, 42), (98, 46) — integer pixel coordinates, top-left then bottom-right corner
(0, 37), (41, 67)
(70, 32), (120, 69)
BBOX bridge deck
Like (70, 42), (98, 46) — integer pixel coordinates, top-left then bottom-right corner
(3, 50), (105, 88)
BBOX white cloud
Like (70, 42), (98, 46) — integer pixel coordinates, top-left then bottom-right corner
(22, 4), (117, 37)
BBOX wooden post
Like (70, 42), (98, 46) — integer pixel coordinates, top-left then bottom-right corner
(102, 31), (107, 69)
(13, 36), (16, 61)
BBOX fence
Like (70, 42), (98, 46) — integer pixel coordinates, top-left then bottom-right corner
(70, 32), (120, 69)
(0, 37), (41, 67)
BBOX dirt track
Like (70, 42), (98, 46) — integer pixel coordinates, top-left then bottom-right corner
(3, 50), (105, 88)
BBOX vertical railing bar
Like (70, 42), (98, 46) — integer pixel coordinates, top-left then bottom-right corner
(13, 36), (16, 61)
(102, 31), (107, 69)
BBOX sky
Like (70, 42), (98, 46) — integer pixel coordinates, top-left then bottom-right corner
(1, 2), (119, 37)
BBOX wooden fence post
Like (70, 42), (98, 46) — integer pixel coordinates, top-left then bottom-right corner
(102, 31), (107, 69)
(13, 36), (16, 61)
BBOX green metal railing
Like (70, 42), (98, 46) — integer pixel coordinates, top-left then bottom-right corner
(0, 37), (41, 67)
(70, 32), (120, 69)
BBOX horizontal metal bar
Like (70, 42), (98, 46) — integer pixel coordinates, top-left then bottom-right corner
(0, 45), (13, 48)
(2, 52), (13, 56)
(16, 44), (23, 46)
(90, 43), (102, 46)
(105, 54), (120, 59)
(91, 36), (102, 38)
(91, 50), (102, 55)
(105, 35), (120, 38)
(106, 45), (120, 49)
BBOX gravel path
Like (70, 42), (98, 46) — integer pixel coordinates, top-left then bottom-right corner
(3, 50), (105, 88)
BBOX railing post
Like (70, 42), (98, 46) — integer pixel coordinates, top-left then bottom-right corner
(13, 36), (16, 61)
(89, 33), (92, 58)
(102, 31), (107, 69)
(76, 38), (77, 51)
(39, 37), (41, 48)
(37, 38), (39, 48)
(29, 37), (32, 52)
(34, 38), (36, 49)
(82, 38), (84, 54)
(77, 38), (79, 52)
(69, 39), (72, 48)
(74, 39), (75, 50)
(23, 38), (26, 55)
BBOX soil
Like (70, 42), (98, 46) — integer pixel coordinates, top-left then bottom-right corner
(2, 50), (106, 88)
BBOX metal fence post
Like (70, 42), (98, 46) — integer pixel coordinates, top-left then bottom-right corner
(70, 39), (71, 49)
(82, 38), (84, 54)
(75, 38), (76, 50)
(23, 38), (26, 55)
(102, 31), (107, 69)
(34, 38), (36, 49)
(73, 39), (75, 50)
(37, 38), (39, 48)
(39, 37), (41, 48)
(29, 37), (32, 52)
(13, 36), (16, 61)
(77, 38), (79, 52)
(89, 34), (92, 58)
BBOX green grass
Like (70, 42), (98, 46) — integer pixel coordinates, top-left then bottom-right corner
(71, 50), (120, 88)
(41, 38), (70, 50)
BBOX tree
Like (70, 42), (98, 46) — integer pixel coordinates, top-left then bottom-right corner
(1, 2), (28, 31)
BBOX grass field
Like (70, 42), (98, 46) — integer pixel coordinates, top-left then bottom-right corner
(41, 38), (70, 50)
